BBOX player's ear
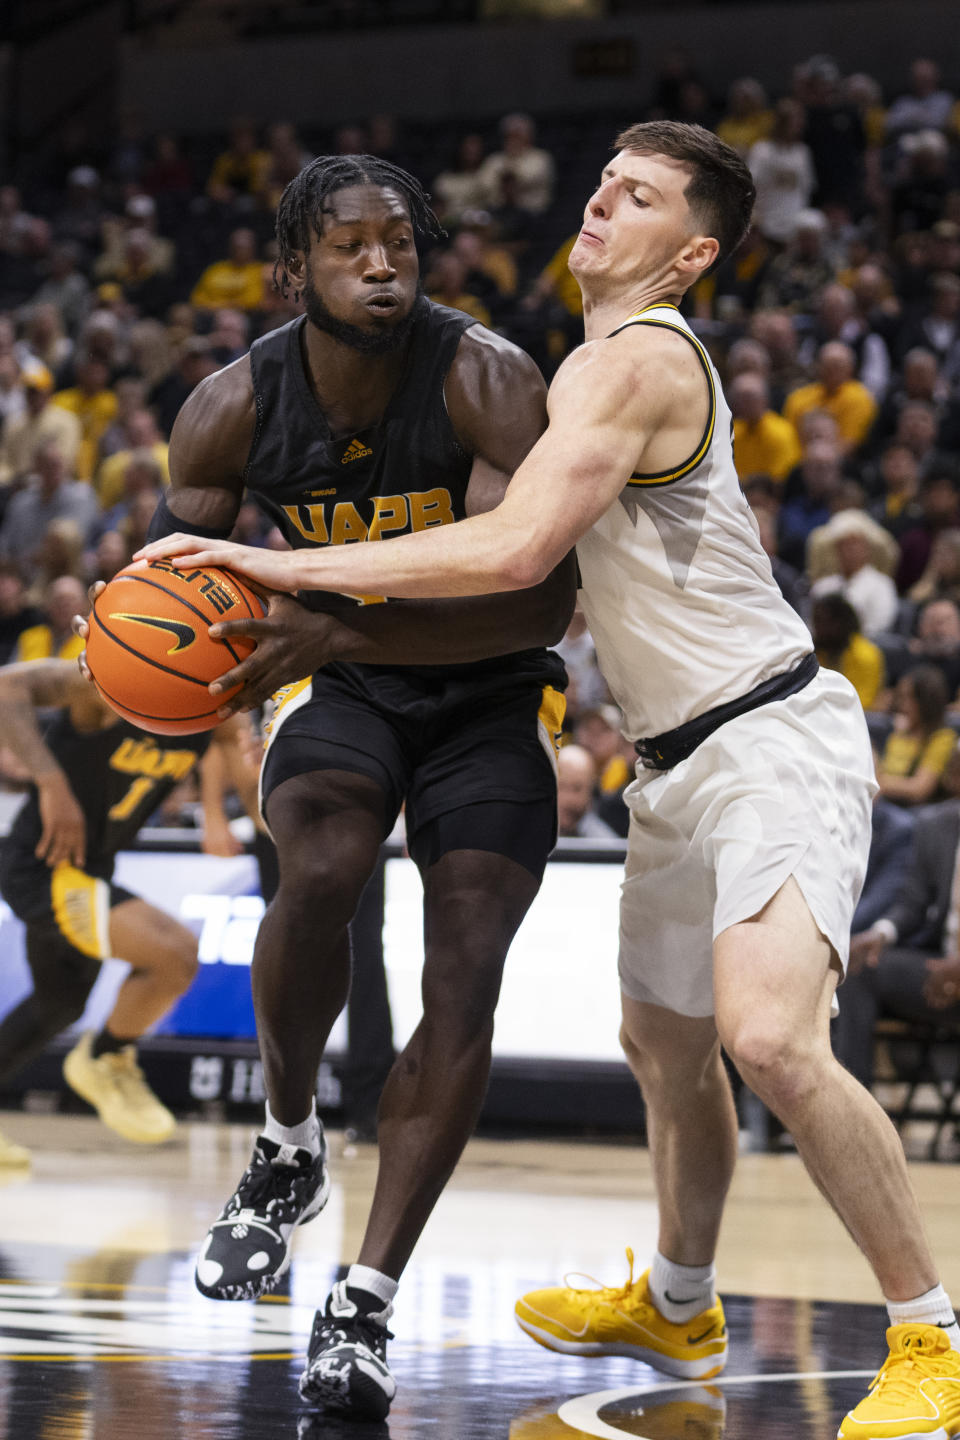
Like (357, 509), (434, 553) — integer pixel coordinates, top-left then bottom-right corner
(286, 249), (307, 287)
(678, 234), (720, 279)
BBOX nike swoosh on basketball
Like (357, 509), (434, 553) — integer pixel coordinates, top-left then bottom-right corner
(111, 613), (196, 653)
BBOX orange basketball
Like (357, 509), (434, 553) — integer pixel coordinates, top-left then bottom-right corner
(86, 560), (265, 734)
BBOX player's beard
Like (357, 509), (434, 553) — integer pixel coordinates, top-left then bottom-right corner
(303, 273), (422, 354)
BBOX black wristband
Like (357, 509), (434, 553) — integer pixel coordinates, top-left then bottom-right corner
(146, 492), (235, 545)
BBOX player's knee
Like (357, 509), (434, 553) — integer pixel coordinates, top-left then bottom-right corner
(421, 952), (503, 1047)
(275, 851), (368, 931)
(721, 1018), (815, 1110)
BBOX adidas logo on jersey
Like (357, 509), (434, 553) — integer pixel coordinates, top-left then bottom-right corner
(341, 438), (372, 464)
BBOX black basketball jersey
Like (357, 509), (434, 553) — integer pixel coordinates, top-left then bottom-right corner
(243, 299), (564, 686)
(4, 713), (210, 881)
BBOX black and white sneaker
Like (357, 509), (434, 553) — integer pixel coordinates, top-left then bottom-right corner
(195, 1133), (330, 1301)
(299, 1281), (397, 1420)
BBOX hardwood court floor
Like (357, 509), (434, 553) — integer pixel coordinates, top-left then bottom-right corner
(0, 1112), (959, 1439)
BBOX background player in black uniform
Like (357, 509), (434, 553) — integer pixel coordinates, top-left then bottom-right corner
(126, 154), (575, 1420)
(0, 659), (258, 1156)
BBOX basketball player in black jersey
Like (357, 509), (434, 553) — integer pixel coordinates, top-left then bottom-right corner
(119, 155), (574, 1419)
(0, 659), (257, 1155)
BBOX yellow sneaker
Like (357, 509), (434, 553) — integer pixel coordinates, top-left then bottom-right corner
(515, 1248), (727, 1380)
(64, 1032), (176, 1144)
(0, 1129), (30, 1168)
(839, 1324), (960, 1439)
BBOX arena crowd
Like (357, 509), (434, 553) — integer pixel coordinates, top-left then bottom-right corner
(2, 48), (960, 1078)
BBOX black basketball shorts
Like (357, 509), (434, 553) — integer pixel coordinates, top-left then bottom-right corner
(259, 662), (567, 879)
(0, 848), (135, 967)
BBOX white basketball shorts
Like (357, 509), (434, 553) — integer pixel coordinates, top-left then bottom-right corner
(618, 668), (875, 1017)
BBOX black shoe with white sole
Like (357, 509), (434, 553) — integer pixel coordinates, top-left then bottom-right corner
(195, 1133), (330, 1301)
(299, 1282), (397, 1420)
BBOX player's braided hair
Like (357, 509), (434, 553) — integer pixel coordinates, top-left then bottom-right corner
(273, 153), (445, 298)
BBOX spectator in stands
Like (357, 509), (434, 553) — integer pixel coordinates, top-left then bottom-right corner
(51, 167), (104, 263)
(18, 303), (72, 380)
(149, 337), (219, 436)
(840, 747), (960, 1089)
(477, 112), (555, 216)
(24, 243), (90, 339)
(872, 349), (946, 453)
(886, 58), (955, 139)
(431, 135), (489, 228)
(908, 521), (960, 607)
(208, 308), (251, 366)
(904, 599), (960, 701)
(14, 574), (88, 662)
(730, 372), (801, 484)
(893, 130), (953, 236)
(206, 119), (270, 209)
(783, 341), (878, 455)
(748, 98), (815, 244)
(877, 665), (956, 805)
(49, 355), (118, 483)
(96, 411), (169, 509)
(90, 527), (131, 586)
(897, 272), (960, 372)
(262, 122), (313, 211)
(426, 251), (492, 329)
(749, 309), (805, 407)
(798, 283), (891, 400)
(812, 593), (885, 710)
(111, 228), (177, 319)
(867, 444), (923, 538)
(96, 193), (176, 283)
(0, 562), (41, 666)
(556, 745), (618, 841)
(798, 54), (867, 211)
(0, 442), (98, 578)
(448, 226), (513, 325)
(142, 133), (194, 204)
(778, 437), (844, 570)
(0, 364), (81, 489)
(809, 507), (899, 635)
(844, 72), (888, 155)
(759, 208), (836, 313)
(715, 77), (773, 157)
(99, 449), (164, 542)
(190, 228), (265, 313)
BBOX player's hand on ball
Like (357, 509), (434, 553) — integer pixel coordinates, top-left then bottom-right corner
(206, 594), (349, 716)
(134, 536), (298, 594)
(36, 772), (86, 869)
(72, 581), (106, 682)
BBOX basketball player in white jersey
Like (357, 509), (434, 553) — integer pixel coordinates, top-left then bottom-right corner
(139, 123), (960, 1439)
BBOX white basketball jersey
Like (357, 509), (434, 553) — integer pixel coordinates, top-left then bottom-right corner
(576, 304), (813, 739)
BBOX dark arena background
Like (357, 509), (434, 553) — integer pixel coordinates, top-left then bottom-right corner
(1, 1), (960, 1436)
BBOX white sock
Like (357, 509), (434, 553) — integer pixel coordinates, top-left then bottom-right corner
(650, 1251), (717, 1324)
(346, 1264), (398, 1310)
(887, 1285), (960, 1352)
(263, 1100), (322, 1158)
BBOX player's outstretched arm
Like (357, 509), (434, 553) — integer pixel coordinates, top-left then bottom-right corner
(0, 660), (107, 868)
(139, 333), (670, 603)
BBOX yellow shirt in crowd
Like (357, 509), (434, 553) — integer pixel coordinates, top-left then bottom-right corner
(733, 410), (802, 483)
(97, 441), (171, 509)
(15, 628), (85, 664)
(881, 726), (957, 780)
(816, 633), (885, 711)
(783, 379), (878, 452)
(50, 387), (118, 483)
(541, 237), (584, 317)
(190, 261), (265, 312)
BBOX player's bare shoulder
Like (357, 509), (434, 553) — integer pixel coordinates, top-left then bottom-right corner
(168, 353), (257, 486)
(445, 325), (548, 469)
(609, 320), (710, 428)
